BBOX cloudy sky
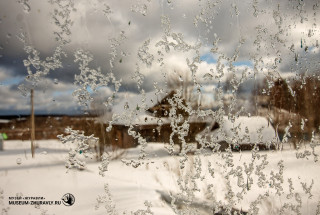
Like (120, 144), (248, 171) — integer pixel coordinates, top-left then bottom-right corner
(0, 0), (319, 115)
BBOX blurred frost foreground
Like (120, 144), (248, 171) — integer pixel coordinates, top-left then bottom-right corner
(1, 140), (320, 215)
(2, 0), (320, 214)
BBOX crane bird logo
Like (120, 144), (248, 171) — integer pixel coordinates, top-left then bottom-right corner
(61, 193), (75, 206)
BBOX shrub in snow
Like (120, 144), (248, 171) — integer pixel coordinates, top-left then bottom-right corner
(57, 127), (98, 170)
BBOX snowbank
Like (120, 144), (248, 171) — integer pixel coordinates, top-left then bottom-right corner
(199, 116), (278, 145)
(1, 140), (320, 215)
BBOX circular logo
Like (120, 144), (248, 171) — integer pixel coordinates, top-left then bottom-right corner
(61, 193), (75, 206)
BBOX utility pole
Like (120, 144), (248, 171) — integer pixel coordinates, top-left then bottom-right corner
(31, 89), (35, 158)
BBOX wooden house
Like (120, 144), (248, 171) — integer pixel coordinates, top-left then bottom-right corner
(105, 90), (207, 148)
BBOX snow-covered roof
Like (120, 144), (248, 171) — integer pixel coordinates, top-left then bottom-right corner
(0, 119), (10, 123)
(131, 114), (171, 125)
(201, 116), (278, 144)
(112, 91), (167, 115)
(105, 91), (170, 125)
(104, 90), (212, 126)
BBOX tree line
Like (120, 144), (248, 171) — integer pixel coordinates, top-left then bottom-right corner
(257, 75), (320, 142)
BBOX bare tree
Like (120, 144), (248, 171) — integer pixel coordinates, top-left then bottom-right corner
(167, 70), (197, 108)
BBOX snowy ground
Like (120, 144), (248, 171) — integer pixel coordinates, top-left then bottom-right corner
(0, 140), (320, 215)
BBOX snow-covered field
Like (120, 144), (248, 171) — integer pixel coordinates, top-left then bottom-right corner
(0, 140), (320, 214)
